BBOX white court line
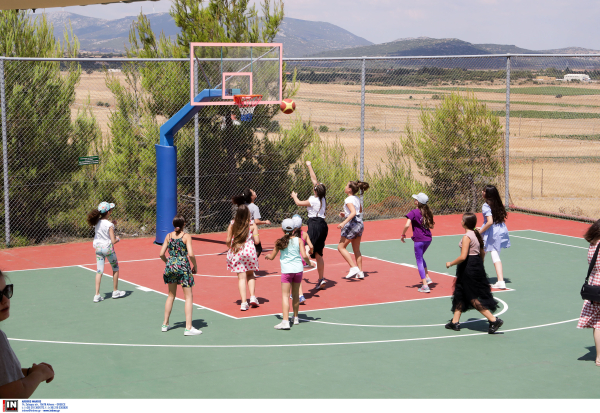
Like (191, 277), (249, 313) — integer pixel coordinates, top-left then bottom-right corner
(296, 297), (508, 328)
(510, 235), (586, 249)
(237, 289), (513, 319)
(527, 229), (582, 239)
(77, 266), (237, 320)
(4, 252), (223, 273)
(7, 318), (578, 348)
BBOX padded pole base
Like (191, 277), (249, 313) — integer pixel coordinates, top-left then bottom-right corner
(155, 144), (177, 245)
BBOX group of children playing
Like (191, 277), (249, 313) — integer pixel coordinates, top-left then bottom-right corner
(86, 159), (509, 335)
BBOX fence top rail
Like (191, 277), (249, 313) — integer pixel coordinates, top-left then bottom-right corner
(1, 53), (600, 63)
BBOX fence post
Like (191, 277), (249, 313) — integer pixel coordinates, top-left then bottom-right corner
(360, 57), (365, 181)
(194, 63), (199, 232)
(505, 56), (511, 209)
(0, 58), (9, 247)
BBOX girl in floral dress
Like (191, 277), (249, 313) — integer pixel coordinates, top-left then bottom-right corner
(578, 219), (600, 367)
(159, 215), (201, 336)
(226, 204), (260, 311)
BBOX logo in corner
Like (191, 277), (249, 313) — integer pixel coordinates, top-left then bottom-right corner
(3, 400), (18, 412)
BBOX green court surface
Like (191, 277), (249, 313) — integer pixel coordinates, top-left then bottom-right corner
(3, 230), (597, 398)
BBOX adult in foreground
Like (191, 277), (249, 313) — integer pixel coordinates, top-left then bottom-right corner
(578, 219), (600, 367)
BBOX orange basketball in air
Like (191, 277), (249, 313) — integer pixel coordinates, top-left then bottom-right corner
(280, 99), (296, 114)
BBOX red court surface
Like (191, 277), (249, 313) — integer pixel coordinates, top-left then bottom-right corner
(0, 213), (588, 318)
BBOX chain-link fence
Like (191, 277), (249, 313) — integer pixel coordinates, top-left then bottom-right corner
(1, 53), (599, 247)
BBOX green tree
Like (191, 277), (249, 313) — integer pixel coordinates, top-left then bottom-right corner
(402, 92), (504, 213)
(0, 10), (98, 244)
(104, 0), (305, 232)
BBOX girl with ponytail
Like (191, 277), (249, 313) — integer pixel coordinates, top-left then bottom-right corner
(159, 215), (201, 336)
(232, 188), (270, 257)
(445, 213), (504, 334)
(401, 193), (435, 293)
(338, 180), (370, 279)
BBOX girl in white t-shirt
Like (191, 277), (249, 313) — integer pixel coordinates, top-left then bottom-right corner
(338, 181), (370, 279)
(86, 202), (125, 303)
(291, 161), (329, 290)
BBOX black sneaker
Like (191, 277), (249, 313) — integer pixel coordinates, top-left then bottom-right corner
(488, 317), (504, 334)
(316, 278), (326, 289)
(445, 320), (460, 331)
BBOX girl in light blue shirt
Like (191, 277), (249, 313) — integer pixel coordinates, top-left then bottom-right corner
(265, 218), (314, 330)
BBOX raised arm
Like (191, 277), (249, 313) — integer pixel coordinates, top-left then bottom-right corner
(306, 161), (319, 186)
(291, 191), (311, 207)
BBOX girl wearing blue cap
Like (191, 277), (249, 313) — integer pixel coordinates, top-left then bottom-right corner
(265, 218), (314, 330)
(87, 202), (125, 302)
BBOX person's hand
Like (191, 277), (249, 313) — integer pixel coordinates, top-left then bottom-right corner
(400, 234), (406, 243)
(191, 266), (197, 274)
(339, 212), (345, 218)
(337, 223), (343, 229)
(116, 236), (120, 243)
(112, 220), (117, 226)
(305, 161), (311, 167)
(446, 262), (451, 269)
(291, 191), (298, 199)
(265, 220), (271, 225)
(309, 247), (314, 255)
(31, 363), (54, 383)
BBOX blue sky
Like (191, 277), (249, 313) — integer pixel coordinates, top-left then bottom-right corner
(52, 0), (600, 50)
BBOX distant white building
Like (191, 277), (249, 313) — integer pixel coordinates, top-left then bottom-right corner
(563, 74), (591, 82)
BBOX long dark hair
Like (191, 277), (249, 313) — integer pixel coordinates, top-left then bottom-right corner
(230, 205), (250, 253)
(232, 188), (253, 206)
(348, 180), (370, 195)
(463, 213), (484, 251)
(275, 228), (300, 251)
(314, 183), (327, 212)
(418, 203), (435, 230)
(483, 185), (507, 224)
(87, 209), (108, 226)
(173, 214), (185, 234)
(584, 219), (600, 244)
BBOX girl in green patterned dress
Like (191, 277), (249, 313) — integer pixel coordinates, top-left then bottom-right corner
(159, 215), (201, 336)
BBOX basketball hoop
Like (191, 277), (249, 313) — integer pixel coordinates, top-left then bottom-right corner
(233, 94), (262, 122)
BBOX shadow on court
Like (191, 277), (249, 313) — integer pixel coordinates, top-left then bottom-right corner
(172, 319), (208, 330)
(577, 346), (598, 362)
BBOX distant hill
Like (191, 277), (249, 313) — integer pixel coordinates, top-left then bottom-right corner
(37, 12), (373, 56)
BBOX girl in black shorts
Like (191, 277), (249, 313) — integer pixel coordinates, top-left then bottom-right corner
(291, 161), (329, 289)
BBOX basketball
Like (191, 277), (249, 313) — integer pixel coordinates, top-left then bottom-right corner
(280, 99), (296, 114)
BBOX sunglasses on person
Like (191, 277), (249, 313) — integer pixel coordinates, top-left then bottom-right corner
(1, 284), (13, 300)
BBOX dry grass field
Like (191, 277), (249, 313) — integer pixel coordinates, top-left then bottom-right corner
(72, 72), (600, 219)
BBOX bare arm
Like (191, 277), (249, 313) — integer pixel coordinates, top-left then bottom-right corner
(302, 232), (314, 250)
(299, 238), (314, 267)
(337, 203), (356, 229)
(0, 363), (54, 399)
(159, 233), (170, 263)
(400, 218), (411, 243)
(254, 218), (271, 226)
(291, 191), (311, 207)
(184, 234), (197, 273)
(306, 161), (319, 186)
(480, 213), (493, 233)
(251, 223), (260, 245)
(264, 246), (279, 261)
(109, 226), (120, 244)
(446, 236), (470, 268)
(226, 224), (233, 248)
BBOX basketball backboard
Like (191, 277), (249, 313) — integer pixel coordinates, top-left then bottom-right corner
(190, 42), (283, 106)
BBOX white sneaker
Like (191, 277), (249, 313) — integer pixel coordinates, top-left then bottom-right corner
(93, 294), (104, 303)
(357, 271), (364, 279)
(241, 302), (249, 311)
(426, 277), (433, 285)
(112, 290), (126, 299)
(293, 317), (300, 325)
(274, 320), (290, 330)
(161, 324), (171, 332)
(184, 327), (202, 336)
(249, 296), (259, 308)
(345, 267), (360, 278)
(490, 281), (507, 289)
(418, 285), (430, 293)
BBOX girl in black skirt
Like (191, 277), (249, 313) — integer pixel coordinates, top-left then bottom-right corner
(445, 213), (504, 334)
(291, 161), (329, 289)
